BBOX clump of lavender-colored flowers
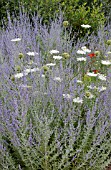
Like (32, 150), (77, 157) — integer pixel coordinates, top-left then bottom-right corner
(0, 9), (111, 170)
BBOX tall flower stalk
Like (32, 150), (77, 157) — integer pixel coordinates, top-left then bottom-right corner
(0, 9), (111, 170)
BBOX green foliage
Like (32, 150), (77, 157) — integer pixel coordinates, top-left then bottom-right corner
(0, 0), (107, 40)
(61, 0), (105, 39)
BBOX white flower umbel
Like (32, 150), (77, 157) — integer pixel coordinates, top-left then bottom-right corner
(86, 72), (98, 77)
(53, 77), (62, 82)
(81, 46), (87, 50)
(77, 57), (86, 61)
(24, 67), (40, 74)
(87, 85), (97, 90)
(77, 50), (86, 54)
(98, 74), (106, 81)
(101, 60), (111, 65)
(30, 68), (40, 72)
(107, 51), (111, 54)
(97, 86), (107, 92)
(81, 46), (91, 53)
(81, 24), (91, 28)
(41, 74), (45, 78)
(73, 97), (83, 103)
(11, 38), (21, 42)
(19, 84), (32, 88)
(46, 63), (56, 66)
(26, 52), (39, 56)
(14, 72), (28, 79)
(63, 94), (72, 99)
(50, 50), (59, 54)
(88, 94), (94, 99)
(84, 49), (91, 53)
(77, 80), (83, 84)
(53, 56), (62, 60)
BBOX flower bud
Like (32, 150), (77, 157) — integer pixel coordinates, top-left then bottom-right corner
(62, 52), (70, 59)
(15, 65), (21, 72)
(85, 91), (91, 97)
(18, 52), (24, 59)
(63, 21), (69, 27)
(42, 65), (49, 72)
(85, 91), (94, 99)
(83, 74), (91, 83)
(10, 75), (15, 82)
(106, 40), (111, 45)
(94, 51), (100, 56)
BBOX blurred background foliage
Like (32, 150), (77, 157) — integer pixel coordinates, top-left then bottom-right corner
(0, 0), (111, 39)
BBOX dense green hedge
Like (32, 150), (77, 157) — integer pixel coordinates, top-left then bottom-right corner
(0, 0), (111, 39)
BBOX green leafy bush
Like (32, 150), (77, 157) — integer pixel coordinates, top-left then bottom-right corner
(0, 0), (106, 40)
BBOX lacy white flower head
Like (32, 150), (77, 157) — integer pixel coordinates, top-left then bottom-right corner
(97, 86), (107, 92)
(41, 74), (45, 78)
(24, 67), (40, 74)
(53, 77), (62, 82)
(81, 46), (91, 53)
(81, 24), (91, 28)
(26, 52), (39, 56)
(107, 51), (111, 54)
(11, 38), (21, 42)
(98, 74), (106, 81)
(101, 60), (111, 65)
(77, 50), (86, 54)
(50, 50), (59, 54)
(86, 72), (98, 77)
(77, 80), (83, 84)
(36, 73), (45, 78)
(19, 84), (32, 89)
(53, 55), (62, 60)
(62, 94), (72, 99)
(73, 97), (83, 103)
(46, 63), (56, 66)
(87, 85), (97, 90)
(81, 46), (87, 50)
(14, 72), (28, 79)
(77, 57), (86, 61)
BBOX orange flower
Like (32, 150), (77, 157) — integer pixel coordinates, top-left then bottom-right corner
(92, 70), (99, 74)
(88, 53), (96, 58)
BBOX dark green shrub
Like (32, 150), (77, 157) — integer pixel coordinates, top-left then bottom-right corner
(0, 0), (108, 40)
